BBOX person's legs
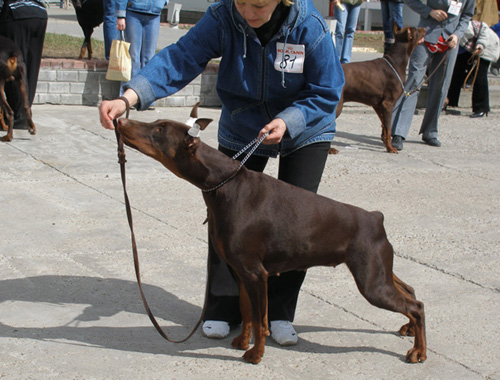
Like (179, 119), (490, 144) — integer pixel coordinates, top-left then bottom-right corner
(268, 141), (331, 322)
(392, 44), (430, 140)
(124, 10), (143, 79)
(447, 52), (469, 107)
(339, 4), (361, 63)
(141, 14), (160, 69)
(471, 58), (490, 114)
(419, 47), (458, 140)
(381, 1), (393, 54)
(389, 2), (403, 29)
(102, 0), (119, 60)
(333, 6), (347, 61)
(25, 18), (47, 106)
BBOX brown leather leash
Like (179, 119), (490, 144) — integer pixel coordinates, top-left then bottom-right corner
(113, 96), (206, 343)
(404, 49), (450, 98)
(463, 51), (480, 92)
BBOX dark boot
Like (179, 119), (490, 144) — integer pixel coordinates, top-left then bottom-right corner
(384, 42), (393, 55)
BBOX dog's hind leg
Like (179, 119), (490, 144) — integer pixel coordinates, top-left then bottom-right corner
(393, 274), (418, 337)
(347, 237), (426, 363)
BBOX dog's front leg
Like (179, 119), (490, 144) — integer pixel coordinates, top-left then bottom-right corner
(230, 267), (269, 364)
(231, 280), (252, 351)
(0, 89), (14, 142)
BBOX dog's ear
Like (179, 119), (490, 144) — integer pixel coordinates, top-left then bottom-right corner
(392, 21), (400, 37)
(189, 102), (201, 119)
(195, 118), (212, 131)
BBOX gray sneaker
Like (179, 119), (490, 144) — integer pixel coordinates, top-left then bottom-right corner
(391, 135), (403, 151)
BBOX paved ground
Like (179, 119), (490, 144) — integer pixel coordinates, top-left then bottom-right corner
(1, 102), (499, 379)
(1, 5), (499, 380)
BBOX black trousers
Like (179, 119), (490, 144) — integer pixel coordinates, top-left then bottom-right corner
(204, 141), (331, 324)
(0, 17), (47, 120)
(447, 51), (491, 113)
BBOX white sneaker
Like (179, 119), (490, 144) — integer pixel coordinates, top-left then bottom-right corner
(270, 320), (298, 346)
(202, 320), (230, 339)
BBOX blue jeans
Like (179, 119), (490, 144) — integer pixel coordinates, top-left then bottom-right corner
(103, 0), (119, 60)
(124, 10), (160, 79)
(334, 3), (361, 63)
(121, 10), (161, 97)
(380, 1), (403, 43)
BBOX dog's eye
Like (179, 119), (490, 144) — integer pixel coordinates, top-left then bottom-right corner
(155, 127), (162, 134)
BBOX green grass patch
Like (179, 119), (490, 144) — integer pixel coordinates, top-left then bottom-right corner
(43, 33), (105, 60)
(353, 31), (384, 52)
(42, 30), (384, 60)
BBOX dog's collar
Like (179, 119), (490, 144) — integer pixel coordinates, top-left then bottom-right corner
(202, 132), (269, 193)
(382, 57), (405, 93)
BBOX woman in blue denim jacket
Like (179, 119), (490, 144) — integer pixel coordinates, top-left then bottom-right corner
(115, 0), (168, 88)
(100, 0), (344, 346)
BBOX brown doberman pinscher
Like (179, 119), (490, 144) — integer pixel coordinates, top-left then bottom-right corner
(0, 35), (36, 142)
(115, 106), (426, 365)
(334, 24), (426, 153)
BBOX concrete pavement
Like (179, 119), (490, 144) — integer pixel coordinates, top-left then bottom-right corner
(1, 103), (499, 379)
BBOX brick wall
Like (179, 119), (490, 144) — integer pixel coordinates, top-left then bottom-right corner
(35, 59), (221, 107)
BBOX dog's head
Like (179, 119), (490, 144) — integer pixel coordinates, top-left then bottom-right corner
(393, 24), (426, 55)
(116, 103), (212, 178)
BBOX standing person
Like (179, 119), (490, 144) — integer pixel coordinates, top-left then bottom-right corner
(332, 0), (363, 63)
(103, 0), (119, 60)
(115, 0), (168, 87)
(100, 0), (344, 346)
(380, 0), (404, 54)
(446, 21), (500, 117)
(0, 0), (47, 128)
(390, 0), (475, 151)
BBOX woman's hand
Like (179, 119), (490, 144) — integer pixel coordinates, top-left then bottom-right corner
(446, 34), (458, 49)
(259, 118), (287, 145)
(475, 44), (484, 54)
(429, 9), (448, 22)
(98, 90), (138, 130)
(116, 18), (126, 31)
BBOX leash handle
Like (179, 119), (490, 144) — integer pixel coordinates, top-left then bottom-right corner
(232, 132), (269, 169)
(113, 101), (206, 344)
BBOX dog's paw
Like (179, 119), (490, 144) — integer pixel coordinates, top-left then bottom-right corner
(1, 134), (12, 142)
(242, 347), (263, 364)
(399, 323), (416, 337)
(406, 347), (427, 363)
(387, 147), (399, 154)
(231, 334), (249, 350)
(329, 147), (339, 155)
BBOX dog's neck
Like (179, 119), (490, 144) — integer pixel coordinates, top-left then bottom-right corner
(384, 42), (413, 79)
(176, 140), (241, 192)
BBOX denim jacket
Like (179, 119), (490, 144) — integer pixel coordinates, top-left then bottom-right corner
(127, 0), (344, 157)
(115, 0), (167, 18)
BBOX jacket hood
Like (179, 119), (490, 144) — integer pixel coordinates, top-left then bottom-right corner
(222, 0), (309, 37)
